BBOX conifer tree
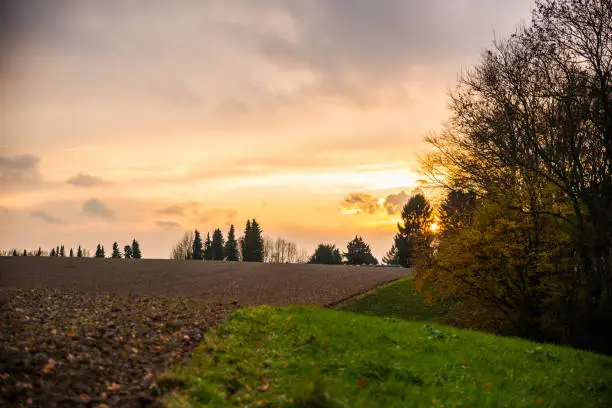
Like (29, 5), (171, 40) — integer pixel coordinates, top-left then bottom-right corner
(50, 248), (55, 257)
(124, 245), (132, 259)
(77, 245), (83, 258)
(394, 194), (433, 267)
(224, 224), (239, 261)
(37, 247), (42, 256)
(131, 239), (141, 259)
(240, 220), (251, 261)
(95, 244), (105, 258)
(23, 249), (27, 256)
(111, 242), (121, 258)
(56, 246), (60, 257)
(60, 245), (65, 257)
(344, 235), (378, 265)
(249, 219), (264, 262)
(204, 232), (213, 260)
(192, 230), (203, 260)
(211, 228), (225, 260)
(69, 248), (74, 257)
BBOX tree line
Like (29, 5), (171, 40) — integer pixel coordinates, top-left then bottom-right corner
(4, 239), (142, 259)
(399, 0), (611, 355)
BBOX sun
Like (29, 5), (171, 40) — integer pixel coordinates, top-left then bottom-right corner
(429, 222), (440, 233)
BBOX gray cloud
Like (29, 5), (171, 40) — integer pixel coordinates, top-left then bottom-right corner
(66, 173), (110, 188)
(341, 193), (380, 215)
(30, 210), (63, 224)
(0, 154), (41, 183)
(158, 205), (185, 215)
(155, 220), (182, 229)
(83, 198), (114, 218)
(383, 190), (410, 215)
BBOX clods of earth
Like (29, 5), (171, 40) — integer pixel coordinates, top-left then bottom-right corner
(0, 288), (235, 407)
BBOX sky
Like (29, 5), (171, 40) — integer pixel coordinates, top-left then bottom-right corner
(1, 0), (535, 260)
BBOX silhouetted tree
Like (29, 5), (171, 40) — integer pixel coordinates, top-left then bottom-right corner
(23, 249), (27, 257)
(95, 244), (105, 258)
(124, 245), (132, 259)
(211, 229), (225, 260)
(394, 194), (433, 267)
(224, 224), (239, 261)
(240, 220), (251, 261)
(309, 244), (343, 265)
(50, 248), (55, 257)
(204, 232), (212, 260)
(60, 245), (65, 257)
(242, 219), (264, 262)
(111, 242), (121, 258)
(37, 247), (42, 256)
(439, 190), (477, 235)
(77, 246), (83, 258)
(56, 246), (60, 257)
(345, 236), (377, 265)
(69, 248), (73, 257)
(382, 244), (400, 266)
(192, 230), (203, 260)
(131, 239), (141, 259)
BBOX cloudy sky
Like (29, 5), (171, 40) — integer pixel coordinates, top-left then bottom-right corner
(1, 0), (534, 259)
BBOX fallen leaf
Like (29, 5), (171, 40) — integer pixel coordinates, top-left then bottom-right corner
(258, 378), (270, 392)
(107, 382), (121, 391)
(42, 359), (56, 373)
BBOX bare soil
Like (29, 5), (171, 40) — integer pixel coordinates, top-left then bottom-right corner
(0, 257), (410, 306)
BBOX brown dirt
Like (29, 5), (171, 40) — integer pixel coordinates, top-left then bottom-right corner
(0, 257), (411, 306)
(1, 287), (234, 407)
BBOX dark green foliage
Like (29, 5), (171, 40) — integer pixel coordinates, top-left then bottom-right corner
(204, 232), (212, 260)
(77, 246), (83, 258)
(124, 245), (132, 259)
(49, 249), (55, 257)
(395, 194), (433, 267)
(241, 219), (264, 262)
(37, 247), (42, 256)
(381, 244), (399, 265)
(23, 249), (27, 257)
(308, 244), (343, 264)
(224, 224), (239, 261)
(192, 230), (203, 260)
(95, 244), (105, 258)
(131, 239), (141, 259)
(240, 220), (250, 261)
(211, 228), (225, 260)
(69, 248), (73, 257)
(344, 236), (377, 265)
(56, 246), (60, 257)
(59, 245), (65, 257)
(111, 242), (121, 258)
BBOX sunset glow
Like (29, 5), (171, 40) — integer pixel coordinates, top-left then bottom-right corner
(0, 1), (535, 259)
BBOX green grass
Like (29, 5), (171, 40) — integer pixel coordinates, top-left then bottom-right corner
(157, 306), (612, 407)
(338, 278), (445, 322)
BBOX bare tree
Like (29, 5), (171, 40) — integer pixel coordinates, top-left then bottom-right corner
(170, 231), (195, 260)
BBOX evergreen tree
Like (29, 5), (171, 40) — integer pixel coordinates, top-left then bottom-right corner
(131, 239), (141, 259)
(211, 228), (225, 260)
(249, 219), (264, 262)
(124, 245), (132, 259)
(95, 244), (105, 258)
(50, 248), (55, 256)
(344, 236), (378, 265)
(111, 242), (121, 258)
(12, 249), (17, 256)
(23, 249), (27, 257)
(439, 190), (477, 235)
(308, 244), (343, 264)
(224, 224), (239, 261)
(77, 245), (83, 258)
(382, 244), (400, 265)
(60, 245), (65, 257)
(56, 246), (60, 257)
(192, 230), (203, 260)
(394, 194), (433, 267)
(204, 232), (213, 260)
(240, 220), (251, 261)
(37, 247), (42, 256)
(69, 248), (74, 257)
